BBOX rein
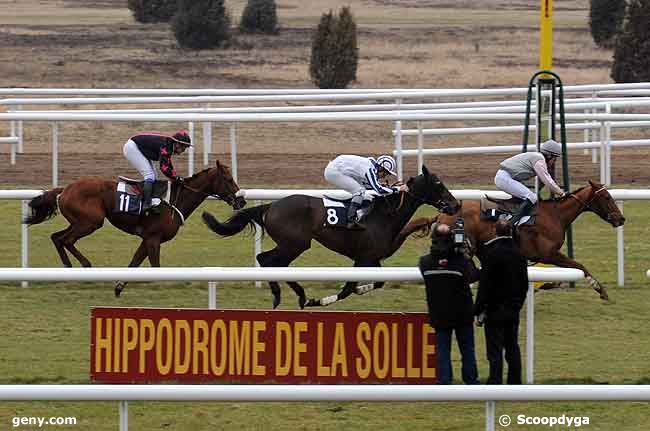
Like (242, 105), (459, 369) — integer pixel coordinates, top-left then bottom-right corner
(568, 186), (607, 210)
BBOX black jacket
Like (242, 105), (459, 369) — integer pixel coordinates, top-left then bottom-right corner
(475, 236), (529, 322)
(131, 134), (174, 161)
(419, 252), (474, 329)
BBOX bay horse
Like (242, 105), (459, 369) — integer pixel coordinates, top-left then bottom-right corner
(24, 160), (245, 296)
(433, 180), (624, 300)
(201, 165), (460, 309)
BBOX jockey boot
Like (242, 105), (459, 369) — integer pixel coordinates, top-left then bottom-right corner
(141, 181), (155, 215)
(346, 197), (365, 230)
(509, 198), (534, 227)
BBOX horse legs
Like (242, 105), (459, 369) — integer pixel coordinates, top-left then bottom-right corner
(145, 237), (162, 267)
(305, 260), (380, 307)
(115, 241), (149, 297)
(539, 251), (609, 301)
(257, 246), (309, 310)
(56, 222), (101, 267)
(51, 226), (73, 267)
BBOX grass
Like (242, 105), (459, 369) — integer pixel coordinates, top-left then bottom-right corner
(0, 187), (648, 430)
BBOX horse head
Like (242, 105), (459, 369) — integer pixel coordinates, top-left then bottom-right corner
(406, 165), (460, 214)
(191, 160), (246, 210)
(574, 181), (625, 227)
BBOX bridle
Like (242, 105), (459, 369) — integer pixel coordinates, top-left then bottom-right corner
(568, 185), (608, 211)
(567, 185), (617, 223)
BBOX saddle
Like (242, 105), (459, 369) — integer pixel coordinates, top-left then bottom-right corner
(321, 195), (374, 228)
(480, 196), (536, 226)
(115, 177), (170, 215)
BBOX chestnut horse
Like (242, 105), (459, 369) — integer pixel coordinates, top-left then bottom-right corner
(202, 166), (460, 309)
(433, 181), (625, 300)
(24, 160), (245, 296)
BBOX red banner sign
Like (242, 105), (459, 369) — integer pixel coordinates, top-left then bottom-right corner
(91, 307), (436, 384)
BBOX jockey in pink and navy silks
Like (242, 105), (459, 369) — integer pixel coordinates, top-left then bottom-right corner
(495, 139), (565, 226)
(324, 154), (409, 228)
(122, 130), (192, 213)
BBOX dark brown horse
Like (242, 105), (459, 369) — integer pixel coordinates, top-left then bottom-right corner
(202, 166), (460, 309)
(432, 180), (625, 300)
(24, 160), (245, 296)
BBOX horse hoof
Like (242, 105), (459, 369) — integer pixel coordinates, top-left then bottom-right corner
(114, 282), (124, 297)
(598, 288), (609, 301)
(304, 298), (319, 307)
(298, 297), (307, 309)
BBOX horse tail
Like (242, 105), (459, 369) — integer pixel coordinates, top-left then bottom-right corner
(23, 188), (64, 225)
(202, 204), (270, 237)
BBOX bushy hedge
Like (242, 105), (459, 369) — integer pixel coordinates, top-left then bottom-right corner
(128, 0), (177, 23)
(309, 7), (358, 89)
(240, 0), (278, 34)
(611, 0), (650, 82)
(172, 0), (232, 49)
(589, 0), (626, 48)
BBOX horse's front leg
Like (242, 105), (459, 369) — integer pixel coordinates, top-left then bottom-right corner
(115, 241), (149, 297)
(540, 251), (609, 301)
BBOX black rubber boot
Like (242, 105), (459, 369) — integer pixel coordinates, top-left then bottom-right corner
(346, 201), (364, 229)
(509, 199), (534, 227)
(142, 181), (154, 215)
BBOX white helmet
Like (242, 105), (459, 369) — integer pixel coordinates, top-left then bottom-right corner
(540, 139), (562, 157)
(375, 155), (397, 176)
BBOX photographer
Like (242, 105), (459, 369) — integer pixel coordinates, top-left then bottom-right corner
(418, 221), (478, 385)
(475, 219), (529, 384)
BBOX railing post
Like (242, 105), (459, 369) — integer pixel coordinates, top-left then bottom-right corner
(203, 105), (212, 167)
(526, 281), (535, 384)
(485, 401), (496, 431)
(416, 122), (423, 174)
(208, 281), (217, 309)
(230, 124), (238, 183)
(617, 200), (624, 287)
(394, 98), (403, 181)
(599, 121), (606, 184)
(605, 104), (612, 186)
(52, 122), (59, 187)
(187, 122), (195, 176)
(17, 104), (24, 153)
(119, 400), (128, 431)
(254, 200), (262, 288)
(21, 200), (29, 288)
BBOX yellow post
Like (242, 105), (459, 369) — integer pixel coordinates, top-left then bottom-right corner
(539, 0), (553, 70)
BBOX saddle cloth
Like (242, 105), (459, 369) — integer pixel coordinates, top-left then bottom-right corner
(322, 196), (373, 228)
(480, 196), (536, 226)
(114, 177), (170, 215)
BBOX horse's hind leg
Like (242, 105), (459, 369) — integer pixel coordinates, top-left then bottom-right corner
(60, 222), (102, 267)
(51, 226), (73, 267)
(257, 245), (308, 309)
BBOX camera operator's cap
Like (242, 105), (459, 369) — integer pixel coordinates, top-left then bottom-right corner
(376, 155), (398, 176)
(540, 139), (561, 157)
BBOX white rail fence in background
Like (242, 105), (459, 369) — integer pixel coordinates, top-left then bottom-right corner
(2, 110), (650, 186)
(2, 188), (646, 288)
(0, 266), (584, 431)
(1, 385), (648, 431)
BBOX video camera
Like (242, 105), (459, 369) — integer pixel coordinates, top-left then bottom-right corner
(452, 217), (465, 248)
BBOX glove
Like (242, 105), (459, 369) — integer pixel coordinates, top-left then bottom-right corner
(176, 177), (185, 183)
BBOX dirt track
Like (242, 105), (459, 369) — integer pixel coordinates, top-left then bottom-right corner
(2, 150), (649, 189)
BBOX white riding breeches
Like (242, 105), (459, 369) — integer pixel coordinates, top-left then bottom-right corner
(494, 169), (537, 203)
(123, 139), (156, 182)
(324, 162), (366, 197)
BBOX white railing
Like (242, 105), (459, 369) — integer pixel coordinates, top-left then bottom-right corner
(3, 188), (647, 288)
(1, 379), (646, 431)
(0, 267), (584, 431)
